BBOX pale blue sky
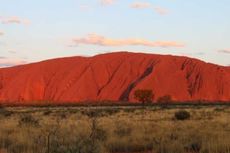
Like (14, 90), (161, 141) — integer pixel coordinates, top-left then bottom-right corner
(0, 0), (230, 67)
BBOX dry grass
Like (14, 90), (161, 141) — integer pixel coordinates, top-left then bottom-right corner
(1, 105), (230, 153)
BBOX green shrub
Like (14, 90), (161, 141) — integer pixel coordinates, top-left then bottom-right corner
(175, 110), (190, 120)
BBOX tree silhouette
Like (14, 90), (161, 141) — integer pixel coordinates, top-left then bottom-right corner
(134, 89), (154, 104)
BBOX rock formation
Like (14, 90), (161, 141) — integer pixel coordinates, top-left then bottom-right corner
(0, 52), (229, 104)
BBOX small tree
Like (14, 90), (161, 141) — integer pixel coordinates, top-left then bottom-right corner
(134, 89), (154, 104)
(157, 95), (172, 104)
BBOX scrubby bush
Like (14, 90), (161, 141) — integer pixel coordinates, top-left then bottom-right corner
(104, 108), (120, 116)
(123, 108), (136, 113)
(174, 110), (190, 120)
(107, 141), (153, 153)
(18, 114), (39, 127)
(82, 110), (103, 118)
(82, 109), (120, 118)
(83, 116), (108, 153)
(185, 141), (202, 152)
(89, 117), (107, 140)
(43, 110), (52, 116)
(59, 113), (67, 119)
(114, 123), (132, 137)
(134, 89), (154, 104)
(0, 106), (13, 117)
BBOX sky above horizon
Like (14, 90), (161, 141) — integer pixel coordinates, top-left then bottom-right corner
(0, 0), (230, 67)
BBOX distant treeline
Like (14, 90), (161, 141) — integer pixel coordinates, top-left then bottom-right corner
(1, 100), (230, 107)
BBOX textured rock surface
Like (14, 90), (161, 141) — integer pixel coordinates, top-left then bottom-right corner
(0, 52), (230, 104)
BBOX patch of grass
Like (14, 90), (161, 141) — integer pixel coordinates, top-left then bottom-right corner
(122, 108), (137, 113)
(1, 105), (230, 153)
(0, 107), (13, 117)
(114, 122), (132, 137)
(214, 107), (225, 112)
(18, 114), (39, 127)
(81, 108), (120, 118)
(107, 140), (153, 153)
(59, 112), (67, 119)
(43, 110), (52, 116)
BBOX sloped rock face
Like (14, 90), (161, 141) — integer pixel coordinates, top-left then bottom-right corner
(0, 52), (230, 104)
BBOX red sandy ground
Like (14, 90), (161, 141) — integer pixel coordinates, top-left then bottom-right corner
(0, 52), (230, 105)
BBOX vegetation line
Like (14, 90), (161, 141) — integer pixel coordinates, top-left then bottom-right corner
(1, 101), (230, 108)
